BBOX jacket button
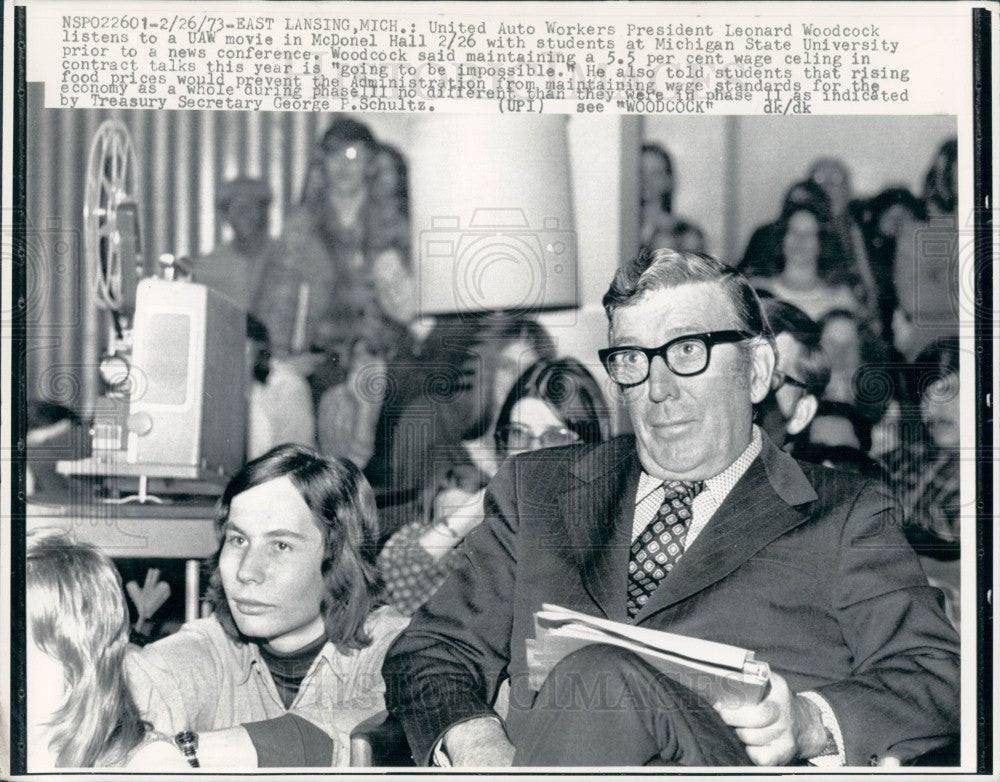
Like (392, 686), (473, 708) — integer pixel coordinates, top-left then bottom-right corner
(868, 754), (879, 766)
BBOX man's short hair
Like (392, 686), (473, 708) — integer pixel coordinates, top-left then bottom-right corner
(602, 248), (775, 352)
(216, 177), (272, 211)
(205, 444), (383, 650)
(762, 299), (831, 398)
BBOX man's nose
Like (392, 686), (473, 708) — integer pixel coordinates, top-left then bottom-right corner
(647, 355), (680, 402)
(236, 547), (267, 585)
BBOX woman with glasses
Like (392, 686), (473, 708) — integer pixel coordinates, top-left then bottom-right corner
(377, 357), (611, 615)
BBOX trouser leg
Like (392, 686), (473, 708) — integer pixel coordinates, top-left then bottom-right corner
(513, 644), (753, 767)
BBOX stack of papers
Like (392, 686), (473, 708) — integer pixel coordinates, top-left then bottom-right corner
(526, 604), (770, 705)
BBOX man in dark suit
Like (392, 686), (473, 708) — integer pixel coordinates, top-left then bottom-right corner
(383, 249), (960, 767)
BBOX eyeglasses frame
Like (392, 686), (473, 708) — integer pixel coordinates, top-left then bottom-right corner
(598, 330), (755, 388)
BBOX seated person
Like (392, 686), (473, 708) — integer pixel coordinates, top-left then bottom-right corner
(881, 338), (961, 629)
(793, 400), (885, 480)
(648, 219), (706, 254)
(806, 399), (872, 452)
(196, 177), (281, 313)
(26, 530), (188, 770)
(246, 316), (317, 459)
(755, 299), (830, 448)
(739, 180), (830, 278)
(127, 445), (409, 767)
(639, 143), (706, 251)
(378, 357), (611, 615)
(383, 249), (959, 768)
(751, 204), (859, 323)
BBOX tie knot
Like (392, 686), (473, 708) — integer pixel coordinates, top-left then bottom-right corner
(662, 480), (704, 502)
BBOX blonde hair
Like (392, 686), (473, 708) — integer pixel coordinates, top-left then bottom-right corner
(26, 530), (148, 767)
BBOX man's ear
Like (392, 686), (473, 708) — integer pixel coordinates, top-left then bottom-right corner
(787, 394), (819, 436)
(749, 340), (777, 404)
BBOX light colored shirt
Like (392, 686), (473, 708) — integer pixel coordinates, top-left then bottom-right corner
(126, 608), (409, 767)
(632, 425), (763, 548)
(247, 359), (317, 460)
(196, 238), (280, 313)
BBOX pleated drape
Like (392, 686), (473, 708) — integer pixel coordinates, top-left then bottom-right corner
(26, 83), (333, 414)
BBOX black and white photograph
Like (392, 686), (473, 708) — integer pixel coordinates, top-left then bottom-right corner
(2, 0), (993, 777)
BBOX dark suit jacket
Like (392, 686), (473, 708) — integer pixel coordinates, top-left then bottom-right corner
(383, 433), (960, 766)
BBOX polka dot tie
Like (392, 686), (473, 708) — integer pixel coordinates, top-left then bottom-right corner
(627, 480), (704, 620)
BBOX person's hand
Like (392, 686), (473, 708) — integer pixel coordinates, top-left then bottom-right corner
(442, 717), (515, 767)
(434, 487), (486, 539)
(126, 568), (171, 636)
(713, 673), (828, 765)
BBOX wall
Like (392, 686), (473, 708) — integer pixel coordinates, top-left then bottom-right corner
(645, 114), (958, 262)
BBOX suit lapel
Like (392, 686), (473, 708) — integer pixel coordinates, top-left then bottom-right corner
(633, 436), (818, 623)
(558, 438), (639, 621)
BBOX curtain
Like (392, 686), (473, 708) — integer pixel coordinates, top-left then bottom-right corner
(26, 82), (332, 414)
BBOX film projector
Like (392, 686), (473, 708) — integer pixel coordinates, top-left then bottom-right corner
(56, 120), (247, 502)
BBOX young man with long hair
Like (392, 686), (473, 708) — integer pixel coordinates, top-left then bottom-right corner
(126, 444), (408, 768)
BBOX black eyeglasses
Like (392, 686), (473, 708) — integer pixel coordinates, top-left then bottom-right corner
(772, 370), (810, 393)
(598, 330), (753, 387)
(497, 424), (581, 451)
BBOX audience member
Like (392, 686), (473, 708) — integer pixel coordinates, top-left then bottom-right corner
(818, 310), (886, 407)
(197, 177), (281, 314)
(808, 157), (878, 312)
(751, 203), (859, 322)
(739, 179), (831, 278)
(246, 316), (317, 460)
(316, 338), (387, 469)
(26, 530), (188, 770)
(806, 399), (873, 453)
(792, 399), (885, 480)
(256, 118), (412, 366)
(755, 299), (830, 448)
(640, 143), (707, 251)
(649, 219), (706, 253)
(893, 139), (960, 360)
(127, 445), (409, 768)
(378, 357), (611, 615)
(867, 364), (921, 459)
(369, 315), (556, 507)
(854, 187), (926, 339)
(881, 337), (962, 628)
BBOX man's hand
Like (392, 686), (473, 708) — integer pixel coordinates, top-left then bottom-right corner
(126, 568), (171, 636)
(442, 717), (515, 767)
(713, 673), (829, 765)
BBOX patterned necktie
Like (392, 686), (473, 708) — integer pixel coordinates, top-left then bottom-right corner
(627, 480), (704, 620)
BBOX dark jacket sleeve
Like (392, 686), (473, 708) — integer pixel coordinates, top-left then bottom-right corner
(382, 458), (520, 765)
(813, 481), (961, 765)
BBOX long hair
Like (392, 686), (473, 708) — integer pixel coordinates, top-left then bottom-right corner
(494, 357), (611, 453)
(205, 444), (384, 651)
(26, 530), (148, 767)
(775, 202), (852, 286)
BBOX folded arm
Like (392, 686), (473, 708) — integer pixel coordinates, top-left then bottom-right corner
(383, 460), (521, 765)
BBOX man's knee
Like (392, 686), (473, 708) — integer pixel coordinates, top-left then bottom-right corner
(541, 645), (714, 715)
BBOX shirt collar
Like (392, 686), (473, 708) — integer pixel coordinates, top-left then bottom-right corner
(239, 635), (340, 683)
(636, 425), (763, 504)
